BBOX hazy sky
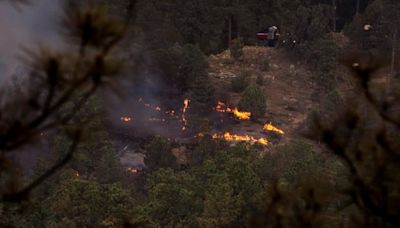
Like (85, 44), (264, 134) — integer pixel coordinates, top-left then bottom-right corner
(0, 0), (64, 81)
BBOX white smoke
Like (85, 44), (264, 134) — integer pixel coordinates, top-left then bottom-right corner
(0, 0), (64, 83)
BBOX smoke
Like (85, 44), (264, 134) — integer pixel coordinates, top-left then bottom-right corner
(0, 0), (65, 174)
(0, 0), (64, 83)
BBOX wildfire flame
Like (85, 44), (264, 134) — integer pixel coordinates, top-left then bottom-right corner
(181, 99), (190, 131)
(232, 108), (251, 120)
(212, 132), (269, 145)
(215, 102), (251, 120)
(263, 122), (285, 135)
(120, 116), (132, 122)
(138, 98), (162, 112)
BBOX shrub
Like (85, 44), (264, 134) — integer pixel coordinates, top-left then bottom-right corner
(238, 84), (266, 119)
(303, 35), (338, 90)
(230, 38), (244, 61)
(179, 44), (209, 89)
(144, 137), (177, 170)
(231, 70), (251, 93)
(191, 75), (215, 114)
(256, 73), (264, 86)
(259, 55), (270, 72)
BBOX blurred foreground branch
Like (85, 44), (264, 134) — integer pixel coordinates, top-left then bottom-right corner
(0, 0), (137, 202)
(303, 52), (400, 227)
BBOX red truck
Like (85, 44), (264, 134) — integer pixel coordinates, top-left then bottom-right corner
(256, 26), (280, 47)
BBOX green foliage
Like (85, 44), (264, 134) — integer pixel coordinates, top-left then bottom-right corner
(231, 70), (251, 93)
(149, 44), (184, 87)
(238, 84), (266, 119)
(144, 136), (177, 171)
(257, 140), (340, 185)
(304, 35), (338, 89)
(11, 175), (134, 227)
(94, 149), (122, 184)
(190, 134), (218, 166)
(137, 168), (200, 227)
(230, 37), (244, 61)
(345, 0), (400, 53)
(69, 96), (122, 182)
(197, 174), (243, 227)
(253, 140), (348, 227)
(174, 0), (226, 53)
(180, 44), (209, 90)
(135, 144), (264, 227)
(190, 75), (215, 114)
(44, 177), (133, 227)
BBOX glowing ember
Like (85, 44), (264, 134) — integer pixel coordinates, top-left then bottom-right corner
(182, 99), (190, 131)
(127, 167), (138, 173)
(212, 132), (269, 145)
(120, 116), (132, 122)
(138, 98), (162, 112)
(263, 122), (285, 135)
(215, 102), (251, 120)
(165, 110), (176, 117)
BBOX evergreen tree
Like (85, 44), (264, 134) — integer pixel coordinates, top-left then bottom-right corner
(238, 85), (267, 119)
(190, 75), (215, 115)
(197, 174), (243, 227)
(144, 137), (177, 171)
(138, 168), (200, 227)
(43, 177), (133, 227)
(179, 44), (209, 90)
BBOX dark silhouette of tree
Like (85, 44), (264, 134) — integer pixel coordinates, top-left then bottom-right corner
(0, 0), (137, 202)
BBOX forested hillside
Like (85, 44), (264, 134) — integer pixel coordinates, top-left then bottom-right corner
(0, 0), (400, 227)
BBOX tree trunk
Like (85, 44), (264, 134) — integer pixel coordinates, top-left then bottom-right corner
(356, 0), (360, 15)
(390, 28), (397, 81)
(332, 0), (337, 32)
(228, 16), (232, 48)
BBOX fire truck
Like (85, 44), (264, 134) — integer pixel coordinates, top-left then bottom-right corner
(256, 26), (280, 47)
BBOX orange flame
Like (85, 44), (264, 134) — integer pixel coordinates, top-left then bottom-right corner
(120, 116), (132, 122)
(263, 122), (285, 135)
(212, 132), (269, 145)
(215, 102), (251, 120)
(182, 99), (190, 131)
(232, 108), (251, 120)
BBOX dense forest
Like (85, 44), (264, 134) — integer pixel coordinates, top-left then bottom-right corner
(0, 0), (399, 227)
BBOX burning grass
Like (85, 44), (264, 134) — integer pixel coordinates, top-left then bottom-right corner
(212, 132), (269, 145)
(263, 122), (285, 135)
(118, 97), (285, 147)
(215, 101), (251, 120)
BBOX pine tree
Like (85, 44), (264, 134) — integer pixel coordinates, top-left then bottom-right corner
(197, 174), (243, 227)
(238, 85), (267, 119)
(144, 137), (176, 171)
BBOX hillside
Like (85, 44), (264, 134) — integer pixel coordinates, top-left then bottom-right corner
(208, 46), (318, 139)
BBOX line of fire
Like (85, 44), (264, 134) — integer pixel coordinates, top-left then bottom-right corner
(118, 98), (284, 146)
